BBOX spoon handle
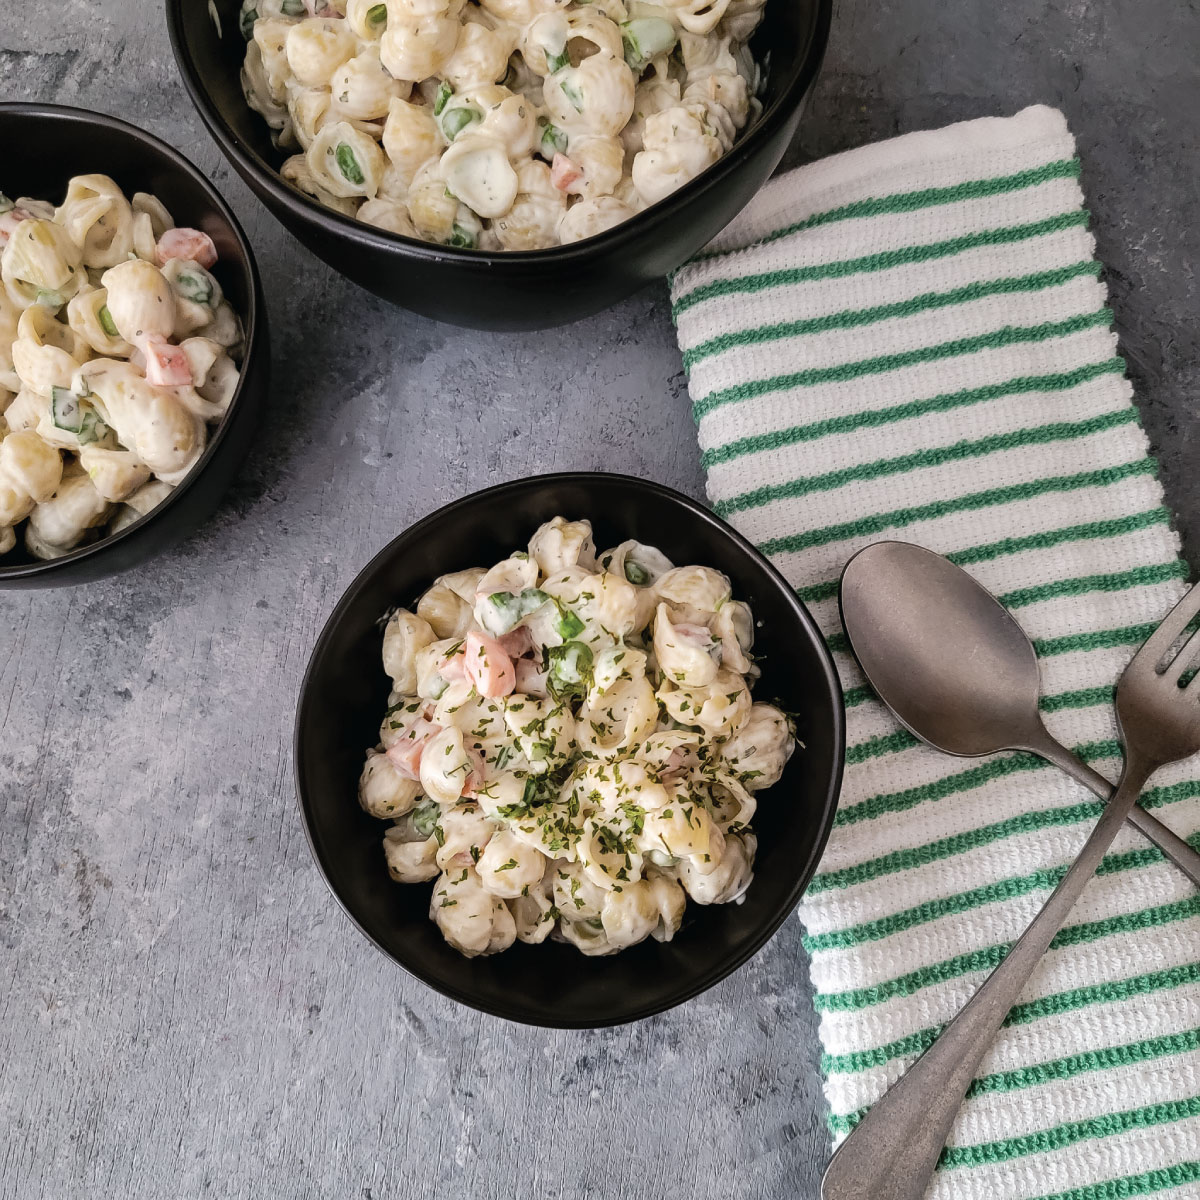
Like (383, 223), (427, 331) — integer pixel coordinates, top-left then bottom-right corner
(1031, 732), (1200, 887)
(821, 755), (1155, 1200)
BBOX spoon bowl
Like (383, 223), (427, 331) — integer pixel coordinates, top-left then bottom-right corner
(839, 541), (1046, 756)
(838, 539), (1200, 885)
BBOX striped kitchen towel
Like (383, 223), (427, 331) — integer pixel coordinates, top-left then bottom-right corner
(670, 105), (1200, 1199)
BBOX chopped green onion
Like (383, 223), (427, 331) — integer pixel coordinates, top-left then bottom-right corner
(448, 223), (476, 249)
(480, 591), (521, 632)
(77, 410), (108, 446)
(519, 587), (549, 612)
(560, 77), (584, 113)
(239, 2), (258, 38)
(51, 386), (83, 433)
(49, 387), (108, 446)
(624, 560), (650, 586)
(366, 2), (387, 27)
(35, 289), (65, 309)
(556, 607), (585, 640)
(546, 48), (570, 73)
(334, 142), (365, 185)
(175, 271), (213, 305)
(433, 81), (453, 116)
(621, 17), (678, 72)
(98, 305), (119, 337)
(440, 105), (481, 141)
(479, 586), (548, 634)
(538, 118), (567, 157)
(412, 797), (440, 838)
(0, 193), (12, 214)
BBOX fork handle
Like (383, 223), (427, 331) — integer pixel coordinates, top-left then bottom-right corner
(821, 753), (1155, 1200)
(1031, 731), (1200, 887)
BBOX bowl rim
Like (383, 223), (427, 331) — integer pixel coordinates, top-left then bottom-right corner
(293, 470), (846, 1027)
(166, 0), (833, 264)
(0, 101), (266, 582)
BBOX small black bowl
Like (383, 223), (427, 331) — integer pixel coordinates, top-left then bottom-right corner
(167, 0), (831, 330)
(295, 473), (844, 1027)
(0, 104), (269, 590)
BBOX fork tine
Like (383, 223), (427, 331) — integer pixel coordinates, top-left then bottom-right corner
(1132, 580), (1200, 673)
(1163, 627), (1200, 685)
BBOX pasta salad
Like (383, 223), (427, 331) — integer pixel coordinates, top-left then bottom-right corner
(359, 516), (795, 957)
(0, 176), (243, 560)
(239, 0), (765, 249)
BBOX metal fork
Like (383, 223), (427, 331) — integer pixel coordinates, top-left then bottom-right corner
(822, 581), (1200, 1200)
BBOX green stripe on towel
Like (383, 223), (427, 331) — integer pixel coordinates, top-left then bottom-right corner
(672, 107), (1199, 1193)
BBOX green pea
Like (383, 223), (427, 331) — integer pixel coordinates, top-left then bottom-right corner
(624, 560), (650, 586)
(547, 641), (593, 698)
(412, 797), (440, 838)
(98, 305), (119, 337)
(433, 81), (453, 115)
(621, 17), (677, 72)
(448, 223), (476, 249)
(176, 271), (213, 305)
(441, 105), (481, 141)
(366, 2), (387, 27)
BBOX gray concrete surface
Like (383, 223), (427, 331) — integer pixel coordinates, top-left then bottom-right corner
(1, 2), (1197, 1197)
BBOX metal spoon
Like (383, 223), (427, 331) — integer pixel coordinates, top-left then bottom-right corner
(823, 562), (1200, 1200)
(837, 540), (1200, 885)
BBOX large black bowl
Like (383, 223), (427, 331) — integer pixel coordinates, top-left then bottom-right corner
(0, 104), (269, 590)
(295, 473), (844, 1027)
(167, 0), (831, 330)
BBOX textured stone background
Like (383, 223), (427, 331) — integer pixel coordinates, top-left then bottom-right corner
(1, 2), (1197, 1197)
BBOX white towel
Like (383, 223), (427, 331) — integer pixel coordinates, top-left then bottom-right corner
(671, 105), (1200, 1200)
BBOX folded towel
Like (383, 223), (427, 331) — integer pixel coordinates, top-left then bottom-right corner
(671, 105), (1200, 1200)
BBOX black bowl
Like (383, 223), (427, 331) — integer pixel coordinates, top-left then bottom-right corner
(167, 0), (831, 330)
(0, 104), (269, 590)
(295, 473), (844, 1027)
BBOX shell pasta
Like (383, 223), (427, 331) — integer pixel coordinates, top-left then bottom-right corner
(359, 516), (795, 957)
(0, 176), (244, 560)
(238, 0), (765, 249)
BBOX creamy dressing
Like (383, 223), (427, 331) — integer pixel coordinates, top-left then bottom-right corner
(238, 0), (767, 248)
